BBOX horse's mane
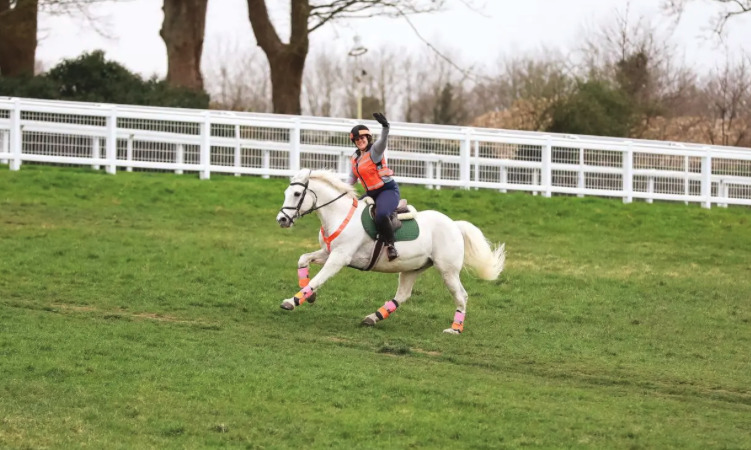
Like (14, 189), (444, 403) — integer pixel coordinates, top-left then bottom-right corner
(309, 170), (357, 198)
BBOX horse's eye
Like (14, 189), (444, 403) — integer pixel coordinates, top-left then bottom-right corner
(293, 192), (301, 197)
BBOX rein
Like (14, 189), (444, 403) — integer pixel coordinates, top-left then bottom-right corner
(279, 178), (358, 251)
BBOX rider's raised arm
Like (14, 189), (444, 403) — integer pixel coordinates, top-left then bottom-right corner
(369, 125), (390, 164)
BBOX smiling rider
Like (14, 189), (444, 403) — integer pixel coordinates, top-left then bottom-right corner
(348, 112), (400, 261)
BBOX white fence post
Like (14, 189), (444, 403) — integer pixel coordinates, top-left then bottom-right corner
(577, 147), (585, 197)
(105, 107), (117, 175)
(175, 144), (185, 175)
(234, 124), (241, 177)
(435, 160), (443, 191)
(542, 136), (552, 197)
(10, 98), (21, 171)
(718, 180), (728, 208)
(337, 150), (347, 177)
(473, 139), (480, 190)
(623, 142), (633, 204)
(0, 129), (7, 164)
(92, 137), (101, 170)
(289, 118), (301, 173)
(126, 135), (134, 172)
(460, 130), (471, 189)
(425, 159), (434, 190)
(200, 112), (211, 180)
(701, 146), (712, 209)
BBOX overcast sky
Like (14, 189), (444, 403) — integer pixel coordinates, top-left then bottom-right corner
(36, 0), (751, 78)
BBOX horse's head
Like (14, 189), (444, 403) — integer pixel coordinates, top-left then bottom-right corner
(276, 169), (313, 228)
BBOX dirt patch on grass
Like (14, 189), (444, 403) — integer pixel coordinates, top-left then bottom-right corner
(51, 303), (216, 327)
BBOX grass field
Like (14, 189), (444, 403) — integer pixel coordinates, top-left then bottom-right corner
(1, 165), (750, 449)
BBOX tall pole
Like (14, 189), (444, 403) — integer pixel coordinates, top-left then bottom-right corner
(356, 64), (363, 120)
(348, 35), (368, 121)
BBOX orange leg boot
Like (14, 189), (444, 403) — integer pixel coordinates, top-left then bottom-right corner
(450, 310), (465, 333)
(362, 299), (399, 326)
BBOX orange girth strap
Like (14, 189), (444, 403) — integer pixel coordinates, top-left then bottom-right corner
(320, 198), (359, 251)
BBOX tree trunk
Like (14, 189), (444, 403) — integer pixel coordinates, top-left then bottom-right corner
(160, 0), (208, 91)
(0, 0), (38, 77)
(247, 0), (310, 115)
(267, 49), (306, 115)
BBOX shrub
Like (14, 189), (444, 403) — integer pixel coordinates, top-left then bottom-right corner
(0, 50), (209, 109)
(546, 80), (634, 137)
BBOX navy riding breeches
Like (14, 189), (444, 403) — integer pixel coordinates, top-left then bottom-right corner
(365, 180), (400, 222)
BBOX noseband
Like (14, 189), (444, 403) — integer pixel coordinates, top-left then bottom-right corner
(279, 179), (348, 224)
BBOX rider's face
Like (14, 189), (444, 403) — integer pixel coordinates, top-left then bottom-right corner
(354, 134), (369, 151)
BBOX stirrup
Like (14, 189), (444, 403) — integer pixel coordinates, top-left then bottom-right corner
(386, 244), (398, 261)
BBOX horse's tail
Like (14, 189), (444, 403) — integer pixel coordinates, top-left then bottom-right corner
(455, 220), (505, 281)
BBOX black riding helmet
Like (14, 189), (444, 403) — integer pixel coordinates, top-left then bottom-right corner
(350, 124), (373, 145)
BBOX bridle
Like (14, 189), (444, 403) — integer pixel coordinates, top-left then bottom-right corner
(278, 178), (349, 225)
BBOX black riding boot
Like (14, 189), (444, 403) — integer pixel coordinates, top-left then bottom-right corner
(375, 215), (399, 261)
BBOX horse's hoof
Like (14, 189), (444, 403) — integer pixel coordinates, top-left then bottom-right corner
(280, 300), (295, 311)
(442, 328), (461, 335)
(361, 315), (377, 326)
(307, 293), (317, 304)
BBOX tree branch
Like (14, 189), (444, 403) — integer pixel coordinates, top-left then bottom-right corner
(308, 0), (446, 33)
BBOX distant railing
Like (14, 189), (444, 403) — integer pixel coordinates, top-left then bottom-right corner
(2, 96), (751, 208)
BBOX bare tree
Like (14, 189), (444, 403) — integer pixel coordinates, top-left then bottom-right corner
(203, 39), (272, 112)
(245, 0), (454, 115)
(160, 0), (208, 91)
(399, 49), (469, 124)
(0, 0), (38, 76)
(701, 54), (751, 146)
(663, 0), (751, 35)
(302, 48), (346, 117)
(467, 53), (571, 131)
(575, 5), (699, 138)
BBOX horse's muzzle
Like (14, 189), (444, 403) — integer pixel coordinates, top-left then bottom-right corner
(276, 213), (293, 228)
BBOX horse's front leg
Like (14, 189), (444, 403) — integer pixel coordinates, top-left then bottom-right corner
(281, 252), (348, 310)
(296, 249), (329, 289)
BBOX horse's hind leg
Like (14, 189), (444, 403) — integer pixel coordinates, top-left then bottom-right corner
(362, 268), (426, 326)
(439, 268), (468, 334)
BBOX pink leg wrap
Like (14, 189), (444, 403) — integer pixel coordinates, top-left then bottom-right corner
(451, 311), (465, 333)
(298, 267), (310, 288)
(293, 285), (314, 306)
(376, 299), (399, 320)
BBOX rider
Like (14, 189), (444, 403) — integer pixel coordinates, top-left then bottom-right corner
(349, 112), (400, 261)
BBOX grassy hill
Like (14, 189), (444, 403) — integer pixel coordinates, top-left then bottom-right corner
(1, 165), (750, 448)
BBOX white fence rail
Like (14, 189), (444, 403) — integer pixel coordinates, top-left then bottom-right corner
(2, 96), (751, 208)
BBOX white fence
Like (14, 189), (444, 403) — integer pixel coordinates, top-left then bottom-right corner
(2, 96), (751, 208)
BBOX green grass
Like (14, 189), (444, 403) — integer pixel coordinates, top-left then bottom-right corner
(1, 165), (750, 449)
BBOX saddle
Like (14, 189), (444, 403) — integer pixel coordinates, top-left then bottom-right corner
(359, 197), (420, 244)
(361, 197), (417, 232)
(358, 197), (420, 271)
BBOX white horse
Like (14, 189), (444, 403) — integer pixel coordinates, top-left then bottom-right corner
(275, 169), (505, 334)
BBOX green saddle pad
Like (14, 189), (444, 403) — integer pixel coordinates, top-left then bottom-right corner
(361, 206), (420, 242)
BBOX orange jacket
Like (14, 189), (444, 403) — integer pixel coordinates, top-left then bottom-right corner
(351, 150), (394, 191)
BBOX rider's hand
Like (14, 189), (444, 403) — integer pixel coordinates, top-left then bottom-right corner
(373, 112), (389, 128)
